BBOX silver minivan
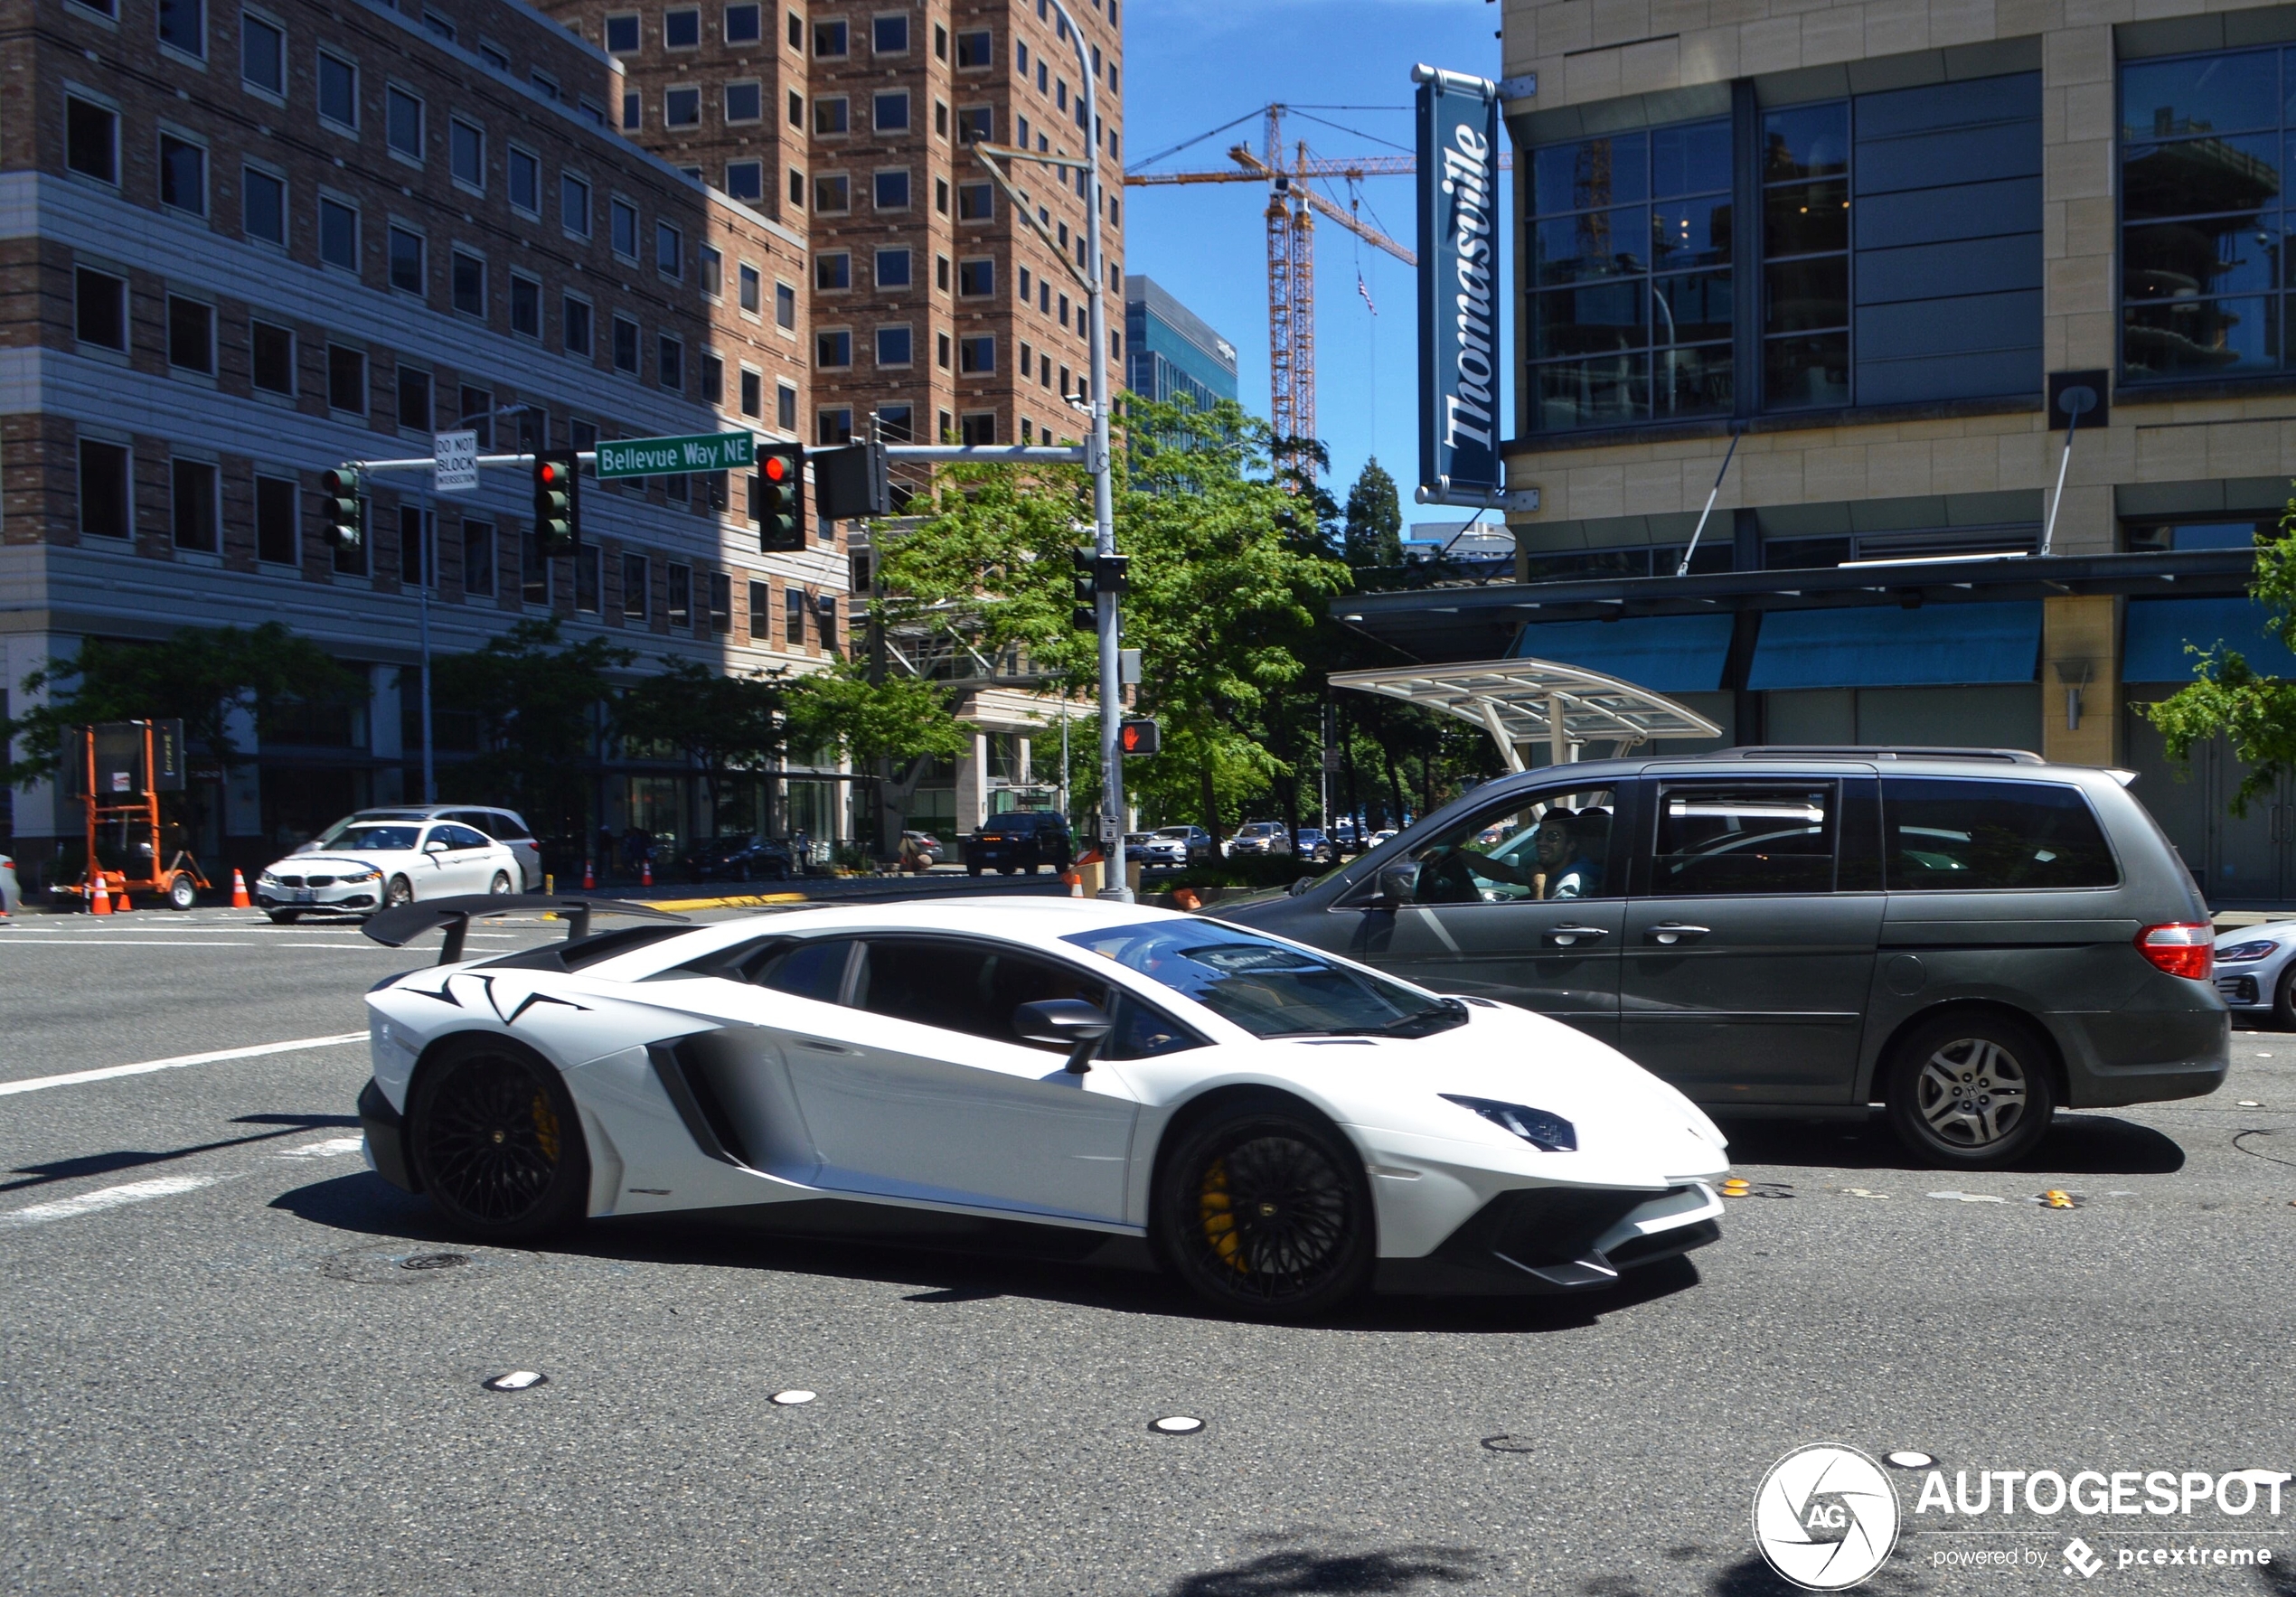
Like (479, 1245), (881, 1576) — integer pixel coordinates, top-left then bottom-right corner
(1219, 748), (2227, 1168)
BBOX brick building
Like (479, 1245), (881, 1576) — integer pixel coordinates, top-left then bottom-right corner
(2, 0), (853, 881)
(562, 0), (1124, 449)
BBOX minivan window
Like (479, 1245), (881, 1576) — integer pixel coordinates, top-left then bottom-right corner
(1882, 778), (2117, 890)
(1380, 785), (1617, 905)
(1652, 784), (1834, 895)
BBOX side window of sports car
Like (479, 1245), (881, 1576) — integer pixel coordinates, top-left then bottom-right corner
(855, 937), (1107, 1047)
(1106, 991), (1203, 1058)
(749, 937), (857, 1002)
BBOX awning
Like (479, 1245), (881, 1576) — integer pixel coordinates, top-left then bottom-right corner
(1510, 614), (1736, 694)
(1329, 657), (1723, 773)
(1747, 602), (2042, 690)
(2123, 597), (2296, 682)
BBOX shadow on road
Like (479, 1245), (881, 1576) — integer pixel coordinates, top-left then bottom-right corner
(1714, 1111), (2185, 1176)
(1, 1113), (361, 1194)
(1161, 1533), (1482, 1595)
(271, 1170), (1703, 1333)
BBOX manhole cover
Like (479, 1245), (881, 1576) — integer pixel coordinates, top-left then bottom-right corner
(319, 1245), (509, 1284)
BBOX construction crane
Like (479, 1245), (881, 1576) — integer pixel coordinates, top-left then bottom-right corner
(1125, 106), (1509, 471)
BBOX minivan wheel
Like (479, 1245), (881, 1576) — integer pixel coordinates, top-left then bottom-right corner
(1885, 1012), (2056, 1168)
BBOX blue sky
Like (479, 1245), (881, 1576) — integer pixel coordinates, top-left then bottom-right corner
(1121, 0), (1509, 531)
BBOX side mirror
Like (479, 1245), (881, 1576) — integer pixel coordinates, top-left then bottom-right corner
(1288, 874), (1318, 897)
(1013, 998), (1114, 1075)
(1376, 861), (1420, 907)
(423, 838), (449, 853)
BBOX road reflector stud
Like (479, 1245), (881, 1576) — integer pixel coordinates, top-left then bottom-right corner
(483, 1370), (546, 1392)
(1719, 1177), (1750, 1197)
(770, 1389), (816, 1405)
(2034, 1189), (2081, 1209)
(1150, 1415), (1204, 1434)
(1886, 1451), (1937, 1470)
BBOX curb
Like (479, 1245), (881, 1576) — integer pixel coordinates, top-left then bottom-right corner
(635, 892), (811, 912)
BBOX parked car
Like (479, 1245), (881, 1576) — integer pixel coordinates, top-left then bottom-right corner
(259, 819), (522, 920)
(1218, 747), (2227, 1168)
(1228, 822), (1293, 857)
(1153, 824), (1217, 864)
(2210, 920), (2296, 1026)
(308, 805), (542, 892)
(968, 811), (1073, 876)
(0, 850), (18, 915)
(1294, 828), (1340, 865)
(1125, 831), (1187, 870)
(680, 833), (796, 883)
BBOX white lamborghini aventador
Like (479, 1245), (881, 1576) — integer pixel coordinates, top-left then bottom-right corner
(356, 896), (1729, 1318)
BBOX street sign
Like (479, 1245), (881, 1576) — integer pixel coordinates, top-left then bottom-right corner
(598, 431), (755, 479)
(432, 430), (479, 494)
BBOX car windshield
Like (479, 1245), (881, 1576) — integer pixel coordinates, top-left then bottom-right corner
(329, 825), (421, 853)
(1155, 828), (1192, 839)
(1062, 920), (1465, 1039)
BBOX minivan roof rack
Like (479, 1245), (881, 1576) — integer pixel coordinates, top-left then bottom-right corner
(1684, 746), (2045, 764)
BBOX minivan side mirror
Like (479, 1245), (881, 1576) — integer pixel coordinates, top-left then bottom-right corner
(1376, 861), (1420, 907)
(1013, 999), (1114, 1074)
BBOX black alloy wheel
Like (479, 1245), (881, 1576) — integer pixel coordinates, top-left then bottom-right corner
(1155, 1101), (1375, 1319)
(1884, 1010), (2057, 1168)
(409, 1041), (588, 1242)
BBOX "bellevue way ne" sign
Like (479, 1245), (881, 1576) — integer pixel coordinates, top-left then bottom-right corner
(596, 431), (756, 479)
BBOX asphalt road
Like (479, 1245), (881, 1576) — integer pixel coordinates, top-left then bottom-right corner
(5, 906), (2295, 1596)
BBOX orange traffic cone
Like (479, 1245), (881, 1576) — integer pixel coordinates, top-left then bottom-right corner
(89, 874), (110, 915)
(115, 884), (130, 911)
(641, 856), (654, 888)
(230, 869), (252, 908)
(583, 859), (596, 890)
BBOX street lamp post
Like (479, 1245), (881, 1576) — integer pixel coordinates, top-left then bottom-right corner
(1046, 0), (1126, 901)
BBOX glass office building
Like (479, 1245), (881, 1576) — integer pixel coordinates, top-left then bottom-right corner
(1124, 276), (1239, 413)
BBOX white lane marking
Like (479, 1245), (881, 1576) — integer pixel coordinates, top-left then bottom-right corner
(0, 1174), (228, 1228)
(0, 1032), (370, 1097)
(1, 939), (261, 947)
(275, 1137), (365, 1160)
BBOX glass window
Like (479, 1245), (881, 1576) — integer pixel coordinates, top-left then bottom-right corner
(255, 474), (297, 564)
(241, 14), (284, 94)
(510, 273), (541, 336)
(75, 268), (126, 349)
(725, 4), (760, 44)
(778, 383), (797, 429)
(318, 197), (358, 269)
(814, 95), (849, 136)
(328, 346), (365, 411)
(251, 321), (294, 393)
(1882, 778), (2117, 890)
(316, 52), (357, 128)
(738, 261), (761, 312)
(816, 251), (850, 290)
(725, 160), (764, 201)
(876, 324), (911, 365)
(613, 315), (640, 373)
(958, 334), (994, 371)
(395, 365), (430, 430)
(753, 937), (855, 1002)
(388, 225), (425, 293)
(726, 81), (762, 123)
(875, 89), (909, 131)
(873, 14), (908, 53)
(663, 7), (699, 48)
(1386, 786), (1618, 904)
(508, 146), (539, 213)
(656, 221), (682, 278)
(611, 197), (639, 258)
(562, 172), (591, 236)
(463, 520), (494, 596)
(1651, 783), (1836, 896)
(666, 562), (692, 626)
(852, 937), (1106, 1046)
(708, 571), (731, 632)
(956, 258), (993, 296)
(957, 105), (992, 144)
(955, 29), (991, 68)
(815, 174), (851, 212)
(158, 135), (204, 214)
(623, 553), (649, 619)
(739, 368), (762, 416)
(956, 181), (993, 220)
(450, 117), (484, 188)
(1060, 920), (1461, 1040)
(816, 328), (852, 367)
(876, 247), (912, 287)
(66, 97), (118, 183)
(657, 333), (682, 389)
(814, 18), (848, 56)
(451, 249), (484, 315)
(243, 164), (285, 243)
(386, 87), (422, 158)
(775, 280), (796, 328)
(159, 0), (204, 57)
(603, 12), (639, 52)
(562, 295), (593, 355)
(2120, 47), (2291, 382)
(79, 440), (131, 539)
(873, 169), (909, 209)
(1529, 118), (1732, 431)
(664, 86), (701, 127)
(1759, 102), (1849, 409)
(171, 457), (217, 551)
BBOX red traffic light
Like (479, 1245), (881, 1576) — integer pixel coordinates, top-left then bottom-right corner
(539, 461), (564, 485)
(764, 455), (789, 483)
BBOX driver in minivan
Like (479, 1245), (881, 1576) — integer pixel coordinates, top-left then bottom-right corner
(1417, 805), (1609, 902)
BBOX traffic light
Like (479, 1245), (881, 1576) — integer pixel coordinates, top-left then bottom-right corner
(814, 441), (889, 519)
(1071, 551), (1129, 629)
(532, 450), (579, 555)
(1120, 719), (1161, 756)
(1070, 549), (1096, 630)
(320, 466), (362, 550)
(755, 442), (805, 551)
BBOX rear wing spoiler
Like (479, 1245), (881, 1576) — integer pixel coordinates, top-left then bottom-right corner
(361, 894), (689, 964)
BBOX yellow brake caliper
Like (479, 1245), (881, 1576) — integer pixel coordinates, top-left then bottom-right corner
(530, 1092), (561, 1163)
(1199, 1158), (1244, 1272)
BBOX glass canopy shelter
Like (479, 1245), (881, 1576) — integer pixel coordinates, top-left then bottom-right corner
(1328, 658), (1725, 772)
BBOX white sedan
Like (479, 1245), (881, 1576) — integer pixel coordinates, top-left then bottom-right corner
(257, 820), (521, 922)
(355, 897), (1728, 1318)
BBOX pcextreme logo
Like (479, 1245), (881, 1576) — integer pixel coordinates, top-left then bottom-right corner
(1754, 1445), (1903, 1592)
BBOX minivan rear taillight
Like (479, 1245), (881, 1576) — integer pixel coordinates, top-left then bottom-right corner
(2135, 923), (2213, 982)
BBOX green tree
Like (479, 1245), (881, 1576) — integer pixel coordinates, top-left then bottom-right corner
(1343, 456), (1405, 568)
(784, 660), (972, 775)
(614, 658), (791, 837)
(432, 618), (633, 840)
(1, 622), (363, 788)
(2141, 511), (2296, 813)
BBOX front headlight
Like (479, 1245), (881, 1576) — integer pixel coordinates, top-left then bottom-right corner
(2217, 939), (2282, 963)
(259, 870), (279, 883)
(1440, 1094), (1577, 1152)
(349, 867), (382, 881)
